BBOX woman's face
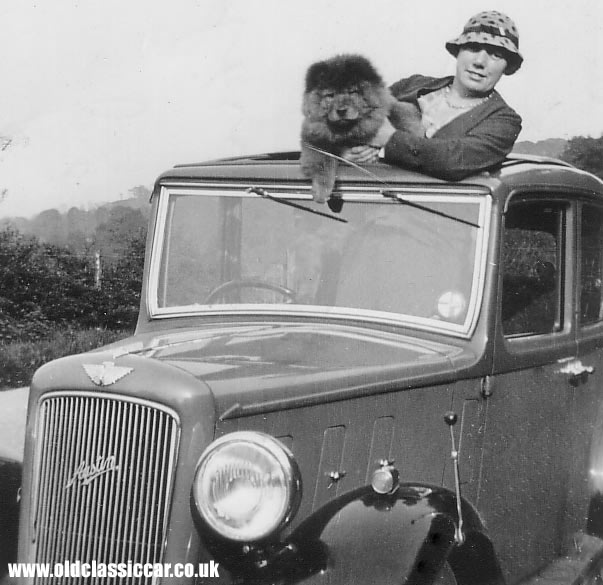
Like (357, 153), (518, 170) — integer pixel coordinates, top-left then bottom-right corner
(455, 43), (508, 96)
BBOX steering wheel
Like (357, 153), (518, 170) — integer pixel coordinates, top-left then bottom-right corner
(205, 279), (297, 304)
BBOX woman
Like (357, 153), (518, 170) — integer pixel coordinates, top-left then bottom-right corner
(346, 11), (523, 181)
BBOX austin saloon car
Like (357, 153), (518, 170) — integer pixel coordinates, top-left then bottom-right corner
(4, 151), (603, 584)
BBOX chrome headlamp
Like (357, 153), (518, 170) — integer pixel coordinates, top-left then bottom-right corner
(193, 432), (301, 542)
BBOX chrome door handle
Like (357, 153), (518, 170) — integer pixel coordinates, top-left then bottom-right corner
(557, 359), (595, 386)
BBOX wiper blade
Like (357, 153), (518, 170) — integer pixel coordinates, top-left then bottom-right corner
(246, 186), (348, 223)
(381, 190), (480, 228)
(299, 149), (481, 229)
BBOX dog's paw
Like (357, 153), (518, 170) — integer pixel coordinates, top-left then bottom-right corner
(300, 145), (338, 203)
(312, 157), (338, 203)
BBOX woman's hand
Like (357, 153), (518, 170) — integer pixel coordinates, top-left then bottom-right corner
(342, 145), (380, 164)
(342, 118), (397, 163)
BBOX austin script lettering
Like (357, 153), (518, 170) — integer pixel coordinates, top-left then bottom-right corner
(65, 455), (120, 489)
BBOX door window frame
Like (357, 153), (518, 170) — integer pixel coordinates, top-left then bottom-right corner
(493, 190), (577, 373)
(577, 197), (603, 354)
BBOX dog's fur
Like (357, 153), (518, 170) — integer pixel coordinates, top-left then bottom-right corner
(300, 54), (421, 203)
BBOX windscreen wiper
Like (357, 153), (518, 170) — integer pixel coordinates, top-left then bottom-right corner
(300, 149), (480, 228)
(246, 187), (348, 223)
(381, 190), (480, 228)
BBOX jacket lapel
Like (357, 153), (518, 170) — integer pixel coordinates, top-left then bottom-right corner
(392, 75), (508, 138)
(433, 92), (505, 137)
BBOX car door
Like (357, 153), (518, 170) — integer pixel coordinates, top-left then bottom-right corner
(481, 195), (578, 583)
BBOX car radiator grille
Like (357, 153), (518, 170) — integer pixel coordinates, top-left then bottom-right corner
(30, 392), (180, 584)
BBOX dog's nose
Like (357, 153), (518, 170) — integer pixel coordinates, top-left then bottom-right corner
(336, 108), (347, 117)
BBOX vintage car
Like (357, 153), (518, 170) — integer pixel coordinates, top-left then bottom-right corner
(4, 151), (603, 584)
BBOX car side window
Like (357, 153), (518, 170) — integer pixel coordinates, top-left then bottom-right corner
(580, 204), (603, 325)
(502, 201), (565, 337)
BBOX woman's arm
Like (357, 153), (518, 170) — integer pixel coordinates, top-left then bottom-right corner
(383, 106), (522, 181)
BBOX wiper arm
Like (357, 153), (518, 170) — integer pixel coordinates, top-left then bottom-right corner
(246, 187), (348, 223)
(381, 190), (480, 228)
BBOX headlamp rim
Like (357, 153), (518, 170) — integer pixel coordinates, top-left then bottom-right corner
(193, 431), (301, 542)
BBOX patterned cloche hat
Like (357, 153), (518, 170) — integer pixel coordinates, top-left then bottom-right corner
(445, 10), (523, 75)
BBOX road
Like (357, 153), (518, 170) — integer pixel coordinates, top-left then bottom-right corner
(0, 387), (28, 462)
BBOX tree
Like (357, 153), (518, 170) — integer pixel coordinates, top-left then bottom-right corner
(0, 224), (146, 341)
(93, 206), (147, 264)
(560, 135), (603, 179)
(95, 232), (146, 329)
(0, 227), (98, 341)
(31, 209), (66, 245)
(0, 134), (11, 204)
(129, 185), (152, 203)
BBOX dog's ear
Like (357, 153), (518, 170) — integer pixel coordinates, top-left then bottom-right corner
(305, 61), (330, 93)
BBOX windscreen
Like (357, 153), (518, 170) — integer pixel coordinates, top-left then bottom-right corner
(152, 189), (489, 335)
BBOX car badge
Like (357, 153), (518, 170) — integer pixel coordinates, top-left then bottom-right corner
(83, 361), (133, 387)
(65, 455), (120, 489)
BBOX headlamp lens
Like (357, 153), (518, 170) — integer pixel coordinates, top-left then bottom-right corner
(194, 432), (300, 541)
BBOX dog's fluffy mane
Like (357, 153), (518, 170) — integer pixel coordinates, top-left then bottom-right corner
(301, 54), (390, 147)
(300, 53), (410, 203)
(304, 53), (384, 93)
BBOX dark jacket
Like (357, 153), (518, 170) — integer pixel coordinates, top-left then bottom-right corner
(384, 75), (522, 181)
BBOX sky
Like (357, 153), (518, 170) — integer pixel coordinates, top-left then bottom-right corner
(0, 0), (601, 219)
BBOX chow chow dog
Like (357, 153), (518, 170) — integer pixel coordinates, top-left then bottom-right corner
(300, 54), (421, 203)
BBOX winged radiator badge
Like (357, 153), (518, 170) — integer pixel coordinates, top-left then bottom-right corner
(83, 361), (133, 387)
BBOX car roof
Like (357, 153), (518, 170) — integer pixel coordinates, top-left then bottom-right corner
(155, 151), (603, 197)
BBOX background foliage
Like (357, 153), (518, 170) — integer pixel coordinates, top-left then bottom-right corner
(560, 136), (603, 179)
(0, 190), (149, 387)
(0, 223), (146, 344)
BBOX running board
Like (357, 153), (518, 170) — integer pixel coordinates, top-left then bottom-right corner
(519, 533), (603, 585)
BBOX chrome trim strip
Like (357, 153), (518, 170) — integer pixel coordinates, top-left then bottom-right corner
(158, 180), (491, 197)
(147, 186), (171, 315)
(464, 194), (492, 335)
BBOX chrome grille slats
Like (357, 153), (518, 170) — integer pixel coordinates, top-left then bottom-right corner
(152, 414), (177, 564)
(96, 399), (118, 565)
(57, 396), (80, 563)
(30, 392), (180, 585)
(66, 397), (89, 565)
(109, 398), (130, 566)
(34, 397), (60, 564)
(138, 409), (157, 567)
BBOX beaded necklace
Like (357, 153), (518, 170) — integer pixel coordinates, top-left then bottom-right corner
(444, 85), (492, 110)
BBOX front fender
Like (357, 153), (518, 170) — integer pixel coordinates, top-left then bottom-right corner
(283, 483), (503, 585)
(0, 458), (21, 578)
(199, 483), (503, 585)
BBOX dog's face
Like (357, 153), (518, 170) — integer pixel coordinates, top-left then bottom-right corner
(309, 82), (376, 132)
(301, 55), (388, 146)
